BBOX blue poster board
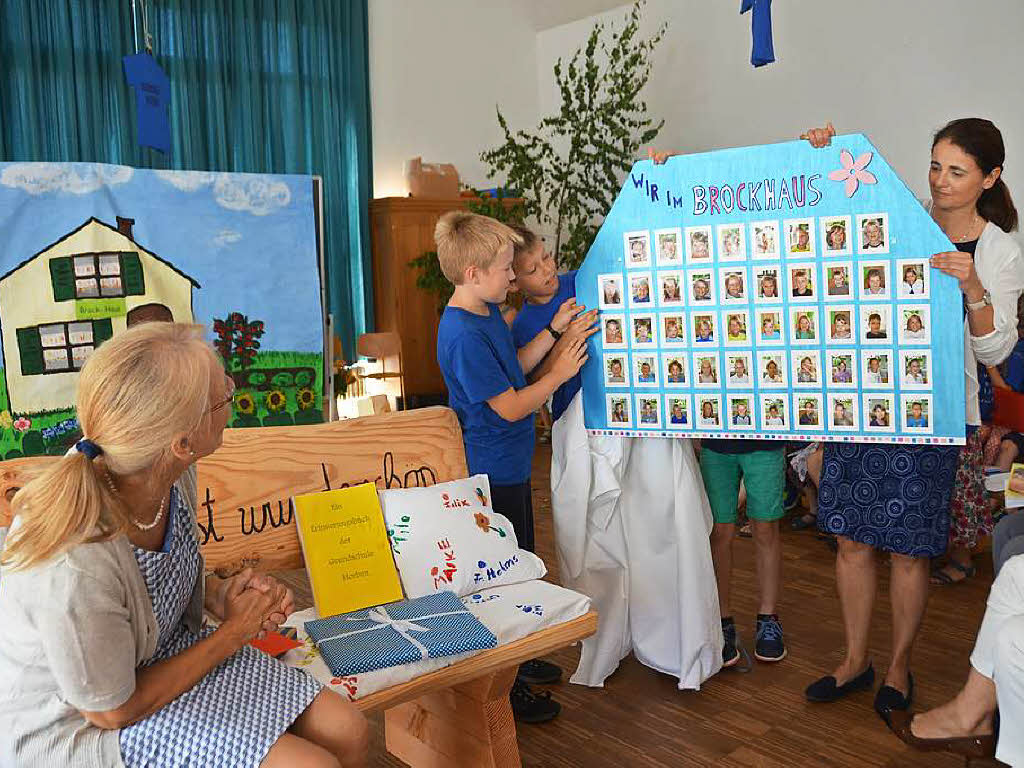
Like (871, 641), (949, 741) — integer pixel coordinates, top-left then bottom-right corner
(576, 134), (966, 445)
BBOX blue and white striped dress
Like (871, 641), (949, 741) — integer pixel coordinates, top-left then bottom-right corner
(119, 488), (321, 768)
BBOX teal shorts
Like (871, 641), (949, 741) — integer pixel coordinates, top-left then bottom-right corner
(699, 446), (786, 525)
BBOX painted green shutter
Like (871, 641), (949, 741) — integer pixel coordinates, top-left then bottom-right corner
(121, 252), (145, 295)
(92, 318), (114, 346)
(16, 327), (44, 375)
(49, 257), (75, 301)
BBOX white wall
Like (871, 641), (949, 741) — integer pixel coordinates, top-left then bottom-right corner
(368, 0), (539, 197)
(537, 0), (1024, 220)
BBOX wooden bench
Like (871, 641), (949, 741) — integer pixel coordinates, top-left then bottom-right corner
(0, 407), (597, 768)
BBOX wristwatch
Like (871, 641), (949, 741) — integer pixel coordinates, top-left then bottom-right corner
(965, 290), (992, 312)
(545, 323), (562, 340)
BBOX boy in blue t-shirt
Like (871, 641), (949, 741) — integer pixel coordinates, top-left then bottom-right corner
(434, 211), (586, 723)
(509, 226), (598, 424)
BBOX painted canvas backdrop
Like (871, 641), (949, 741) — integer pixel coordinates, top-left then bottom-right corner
(575, 134), (966, 445)
(0, 161), (324, 458)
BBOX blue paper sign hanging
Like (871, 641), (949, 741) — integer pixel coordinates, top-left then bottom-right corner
(575, 134), (967, 446)
(740, 0), (775, 68)
(123, 53), (171, 154)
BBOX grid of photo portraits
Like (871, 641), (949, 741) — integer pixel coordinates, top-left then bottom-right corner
(596, 214), (935, 438)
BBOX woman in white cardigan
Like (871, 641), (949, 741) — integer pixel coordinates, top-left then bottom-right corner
(798, 121), (1024, 745)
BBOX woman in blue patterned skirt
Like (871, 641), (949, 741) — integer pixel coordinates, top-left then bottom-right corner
(0, 323), (368, 768)
(800, 120), (1024, 728)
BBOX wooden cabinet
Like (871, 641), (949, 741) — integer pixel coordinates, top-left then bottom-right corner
(368, 197), (520, 398)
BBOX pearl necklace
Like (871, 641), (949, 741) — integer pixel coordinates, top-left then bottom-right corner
(105, 472), (167, 531)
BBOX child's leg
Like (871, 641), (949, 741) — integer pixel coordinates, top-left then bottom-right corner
(740, 450), (787, 615)
(490, 481), (536, 553)
(700, 449), (742, 617)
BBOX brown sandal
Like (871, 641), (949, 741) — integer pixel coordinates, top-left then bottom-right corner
(888, 710), (996, 760)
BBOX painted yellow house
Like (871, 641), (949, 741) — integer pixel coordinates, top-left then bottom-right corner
(0, 216), (200, 414)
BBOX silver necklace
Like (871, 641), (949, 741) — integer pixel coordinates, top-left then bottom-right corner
(105, 472), (167, 531)
(953, 213), (981, 243)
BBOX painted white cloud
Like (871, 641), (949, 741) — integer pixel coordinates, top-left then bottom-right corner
(213, 229), (243, 246)
(0, 162), (133, 195)
(154, 169), (217, 192)
(213, 175), (291, 216)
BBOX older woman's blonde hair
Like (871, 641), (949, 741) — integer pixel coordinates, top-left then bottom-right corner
(2, 323), (217, 570)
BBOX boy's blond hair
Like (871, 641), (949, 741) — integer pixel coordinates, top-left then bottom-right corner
(434, 210), (522, 284)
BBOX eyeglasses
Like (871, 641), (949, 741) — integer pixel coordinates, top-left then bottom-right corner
(209, 375), (236, 414)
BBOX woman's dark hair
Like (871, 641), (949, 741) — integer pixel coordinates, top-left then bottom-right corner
(933, 118), (1018, 233)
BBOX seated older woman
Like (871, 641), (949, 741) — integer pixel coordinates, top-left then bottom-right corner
(890, 514), (1024, 764)
(0, 322), (368, 768)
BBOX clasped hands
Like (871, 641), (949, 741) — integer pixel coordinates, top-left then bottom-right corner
(210, 567), (295, 643)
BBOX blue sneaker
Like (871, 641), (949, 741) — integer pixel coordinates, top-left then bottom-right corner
(755, 614), (787, 662)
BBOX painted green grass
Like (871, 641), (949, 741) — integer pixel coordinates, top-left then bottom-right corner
(0, 351), (326, 457)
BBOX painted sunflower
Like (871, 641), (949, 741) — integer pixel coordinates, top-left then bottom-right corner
(296, 387), (316, 410)
(234, 391), (256, 416)
(266, 389), (288, 413)
(474, 511), (490, 533)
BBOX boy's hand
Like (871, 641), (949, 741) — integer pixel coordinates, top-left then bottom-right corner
(800, 122), (835, 148)
(552, 336), (588, 384)
(563, 308), (600, 343)
(551, 298), (585, 334)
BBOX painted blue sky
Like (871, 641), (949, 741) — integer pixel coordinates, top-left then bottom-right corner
(0, 162), (323, 358)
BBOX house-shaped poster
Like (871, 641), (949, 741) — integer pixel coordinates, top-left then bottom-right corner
(575, 134), (966, 444)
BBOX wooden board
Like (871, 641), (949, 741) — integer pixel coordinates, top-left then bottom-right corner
(0, 407), (468, 573)
(196, 406), (467, 571)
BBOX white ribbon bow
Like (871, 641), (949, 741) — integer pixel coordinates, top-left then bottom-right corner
(316, 605), (468, 660)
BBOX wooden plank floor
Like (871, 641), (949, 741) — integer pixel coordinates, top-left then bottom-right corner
(283, 441), (997, 767)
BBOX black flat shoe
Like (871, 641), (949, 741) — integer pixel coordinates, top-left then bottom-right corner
(874, 673), (914, 727)
(805, 664), (875, 703)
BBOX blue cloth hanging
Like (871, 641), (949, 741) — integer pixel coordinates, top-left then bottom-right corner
(123, 53), (171, 154)
(740, 0), (776, 68)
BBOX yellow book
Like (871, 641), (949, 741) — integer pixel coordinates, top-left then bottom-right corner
(292, 483), (404, 618)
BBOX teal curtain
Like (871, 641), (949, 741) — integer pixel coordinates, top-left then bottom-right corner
(0, 0), (373, 357)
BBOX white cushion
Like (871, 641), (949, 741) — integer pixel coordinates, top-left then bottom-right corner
(378, 474), (546, 598)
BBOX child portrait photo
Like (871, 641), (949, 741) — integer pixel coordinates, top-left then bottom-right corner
(602, 314), (626, 348)
(663, 354), (688, 385)
(785, 218), (815, 255)
(899, 306), (930, 344)
(789, 263), (816, 301)
(857, 213), (889, 253)
(634, 354), (658, 386)
(751, 220), (780, 259)
(685, 225), (712, 263)
(661, 314), (686, 345)
(822, 215), (852, 255)
(755, 267), (781, 302)
(862, 352), (892, 387)
(598, 274), (624, 308)
(720, 268), (747, 303)
(604, 354), (627, 385)
(655, 228), (683, 266)
(632, 314), (656, 347)
(717, 223), (745, 261)
(624, 230), (652, 267)
(825, 262), (852, 298)
(659, 270), (684, 306)
(666, 395), (690, 427)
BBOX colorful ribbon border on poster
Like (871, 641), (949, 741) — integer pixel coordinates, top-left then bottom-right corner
(576, 134), (966, 445)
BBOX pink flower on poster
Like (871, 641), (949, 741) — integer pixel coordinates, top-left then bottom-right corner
(12, 416), (31, 433)
(828, 149), (877, 197)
